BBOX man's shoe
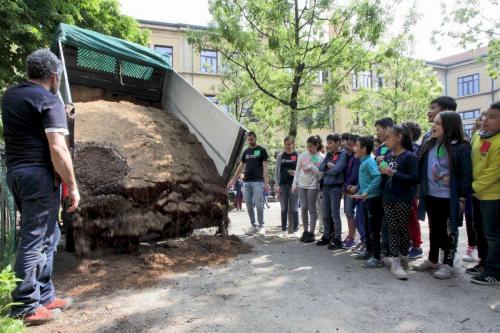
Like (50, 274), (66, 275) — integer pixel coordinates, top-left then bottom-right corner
(316, 238), (330, 246)
(44, 297), (74, 311)
(412, 259), (439, 272)
(362, 257), (383, 268)
(342, 236), (355, 248)
(462, 246), (477, 263)
(245, 226), (258, 235)
(471, 272), (500, 286)
(433, 264), (456, 280)
(24, 306), (61, 326)
(408, 247), (423, 260)
(465, 263), (486, 276)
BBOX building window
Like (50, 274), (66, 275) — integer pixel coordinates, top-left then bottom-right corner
(459, 109), (481, 121)
(463, 123), (474, 138)
(201, 50), (218, 73)
(317, 71), (329, 84)
(457, 74), (479, 96)
(205, 95), (218, 104)
(352, 71), (372, 89)
(154, 45), (173, 67)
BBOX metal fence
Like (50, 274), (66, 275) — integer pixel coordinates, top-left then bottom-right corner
(0, 149), (17, 269)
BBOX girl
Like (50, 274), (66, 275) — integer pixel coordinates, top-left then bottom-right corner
(292, 136), (324, 243)
(379, 125), (419, 280)
(415, 111), (472, 279)
(275, 136), (299, 238)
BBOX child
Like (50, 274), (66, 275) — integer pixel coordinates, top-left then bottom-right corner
(402, 121), (424, 259)
(469, 102), (500, 285)
(234, 174), (244, 211)
(275, 136), (299, 238)
(342, 134), (361, 248)
(317, 134), (347, 249)
(351, 136), (384, 268)
(379, 125), (419, 280)
(415, 111), (472, 279)
(374, 117), (394, 257)
(421, 96), (457, 146)
(293, 136), (324, 243)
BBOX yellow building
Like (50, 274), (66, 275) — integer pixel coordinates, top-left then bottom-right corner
(427, 47), (500, 136)
(140, 20), (499, 138)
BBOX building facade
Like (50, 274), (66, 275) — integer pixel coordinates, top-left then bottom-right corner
(428, 47), (500, 137)
(140, 19), (499, 137)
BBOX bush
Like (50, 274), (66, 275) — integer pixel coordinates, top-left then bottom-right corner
(0, 265), (24, 333)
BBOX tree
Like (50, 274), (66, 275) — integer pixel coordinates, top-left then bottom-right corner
(432, 0), (500, 78)
(0, 0), (150, 91)
(188, 0), (390, 137)
(347, 37), (442, 131)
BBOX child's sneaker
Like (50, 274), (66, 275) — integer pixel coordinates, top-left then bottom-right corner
(433, 264), (456, 280)
(354, 251), (371, 260)
(327, 238), (343, 250)
(399, 255), (410, 271)
(462, 246), (477, 263)
(362, 257), (383, 268)
(465, 263), (485, 276)
(316, 238), (330, 246)
(278, 231), (287, 238)
(342, 236), (355, 248)
(412, 259), (439, 272)
(24, 306), (61, 326)
(408, 247), (423, 260)
(390, 258), (408, 280)
(258, 227), (266, 236)
(470, 272), (500, 286)
(245, 226), (258, 235)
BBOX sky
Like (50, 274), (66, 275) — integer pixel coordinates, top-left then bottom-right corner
(119, 0), (482, 61)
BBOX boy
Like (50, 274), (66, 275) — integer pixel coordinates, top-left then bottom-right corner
(469, 102), (500, 285)
(343, 134), (361, 248)
(421, 96), (457, 146)
(351, 136), (383, 268)
(317, 134), (347, 249)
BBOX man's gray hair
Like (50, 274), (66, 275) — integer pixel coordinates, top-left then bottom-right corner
(26, 48), (63, 80)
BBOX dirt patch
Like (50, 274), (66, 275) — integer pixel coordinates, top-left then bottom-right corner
(53, 235), (252, 299)
(72, 100), (229, 254)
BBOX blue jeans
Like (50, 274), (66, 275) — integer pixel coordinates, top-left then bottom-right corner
(481, 200), (500, 275)
(242, 181), (264, 227)
(322, 185), (343, 240)
(6, 166), (61, 317)
(355, 200), (366, 243)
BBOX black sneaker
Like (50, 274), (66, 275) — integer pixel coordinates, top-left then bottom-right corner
(303, 232), (316, 243)
(300, 232), (307, 242)
(465, 264), (485, 276)
(471, 272), (500, 285)
(328, 238), (343, 250)
(316, 238), (330, 246)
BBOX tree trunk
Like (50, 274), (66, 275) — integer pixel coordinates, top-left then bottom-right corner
(289, 104), (298, 138)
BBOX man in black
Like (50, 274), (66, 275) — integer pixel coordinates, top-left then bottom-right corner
(228, 132), (269, 235)
(2, 49), (80, 325)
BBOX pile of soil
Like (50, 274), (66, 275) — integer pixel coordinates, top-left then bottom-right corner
(73, 100), (229, 255)
(53, 235), (252, 298)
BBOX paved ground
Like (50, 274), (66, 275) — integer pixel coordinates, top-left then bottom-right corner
(31, 201), (499, 333)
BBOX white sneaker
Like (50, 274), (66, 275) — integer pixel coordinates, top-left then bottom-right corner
(433, 264), (456, 280)
(462, 246), (477, 262)
(381, 257), (391, 268)
(390, 258), (408, 280)
(245, 226), (258, 235)
(292, 231), (301, 238)
(413, 259), (439, 272)
(399, 255), (409, 271)
(258, 227), (266, 236)
(278, 231), (287, 238)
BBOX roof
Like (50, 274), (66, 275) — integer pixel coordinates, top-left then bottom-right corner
(429, 46), (488, 67)
(138, 19), (208, 31)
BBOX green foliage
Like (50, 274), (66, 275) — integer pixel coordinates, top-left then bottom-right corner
(433, 0), (499, 78)
(0, 265), (24, 333)
(0, 0), (150, 91)
(189, 0), (392, 137)
(347, 36), (442, 131)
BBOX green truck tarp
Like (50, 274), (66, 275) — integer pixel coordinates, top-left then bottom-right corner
(52, 23), (171, 71)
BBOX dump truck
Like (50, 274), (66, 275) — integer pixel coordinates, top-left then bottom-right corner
(51, 24), (246, 254)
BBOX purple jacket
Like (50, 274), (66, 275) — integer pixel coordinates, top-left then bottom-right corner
(344, 154), (360, 187)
